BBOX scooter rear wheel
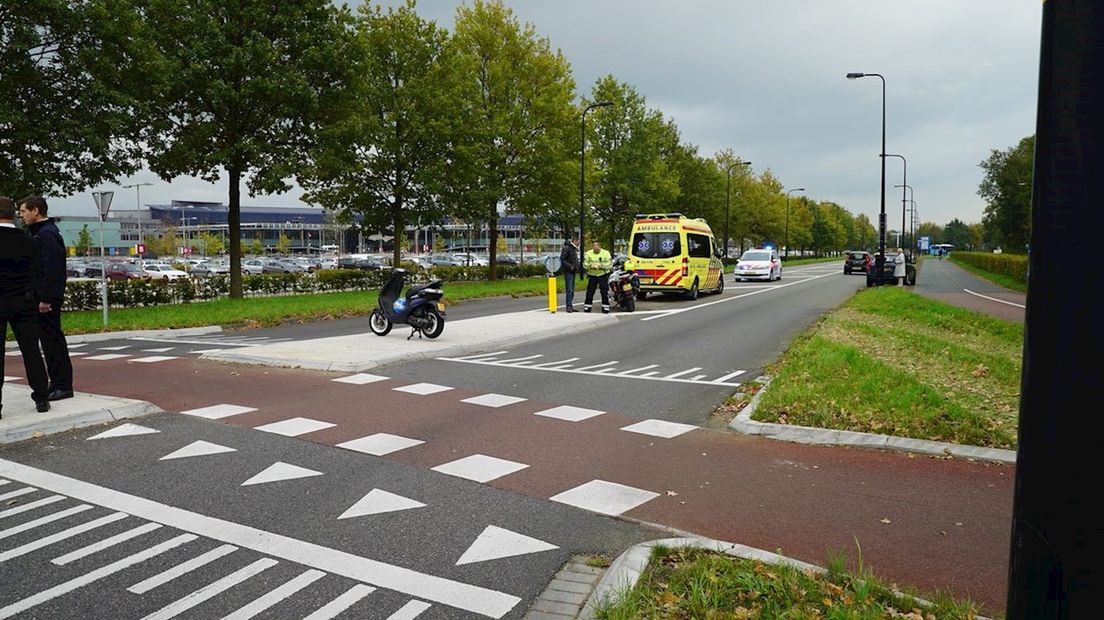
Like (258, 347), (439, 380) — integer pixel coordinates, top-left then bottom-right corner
(369, 308), (392, 336)
(419, 306), (444, 338)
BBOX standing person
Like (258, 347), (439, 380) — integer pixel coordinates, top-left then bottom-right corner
(893, 247), (906, 286)
(0, 197), (51, 416)
(18, 195), (73, 401)
(582, 240), (612, 314)
(559, 236), (580, 312)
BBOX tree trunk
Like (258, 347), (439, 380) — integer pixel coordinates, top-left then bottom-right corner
(228, 167), (242, 299)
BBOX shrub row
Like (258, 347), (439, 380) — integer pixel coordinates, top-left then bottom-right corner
(61, 264), (546, 311)
(951, 252), (1028, 284)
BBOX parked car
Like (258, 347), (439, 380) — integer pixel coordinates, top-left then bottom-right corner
(451, 252), (489, 266)
(106, 262), (152, 281)
(191, 261), (231, 277)
(428, 254), (463, 267)
(337, 256), (383, 271)
(241, 259), (266, 275)
(495, 254), (520, 265)
(143, 264), (190, 280)
(262, 259), (304, 274)
(66, 259), (90, 278)
(843, 250), (872, 275)
(734, 248), (781, 282)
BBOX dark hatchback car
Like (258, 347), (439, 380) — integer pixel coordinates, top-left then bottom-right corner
(843, 250), (872, 275)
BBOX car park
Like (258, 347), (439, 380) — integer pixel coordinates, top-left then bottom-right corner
(843, 250), (872, 275)
(143, 264), (190, 280)
(734, 248), (781, 282)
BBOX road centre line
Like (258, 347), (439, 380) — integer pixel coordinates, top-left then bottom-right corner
(437, 357), (742, 388)
(641, 270), (837, 321)
(963, 288), (1026, 308)
(0, 459), (519, 619)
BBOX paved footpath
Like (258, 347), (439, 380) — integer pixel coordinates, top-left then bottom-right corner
(8, 344), (1015, 615)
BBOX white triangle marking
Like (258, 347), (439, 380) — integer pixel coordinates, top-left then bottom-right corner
(338, 489), (426, 519)
(241, 462), (323, 486)
(159, 441), (237, 461)
(87, 424), (161, 440)
(455, 525), (558, 565)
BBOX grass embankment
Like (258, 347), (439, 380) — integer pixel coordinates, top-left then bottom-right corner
(61, 276), (549, 335)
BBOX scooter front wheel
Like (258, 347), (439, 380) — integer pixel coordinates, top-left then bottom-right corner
(421, 306), (445, 339)
(368, 308), (392, 336)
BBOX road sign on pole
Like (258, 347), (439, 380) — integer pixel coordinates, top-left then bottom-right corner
(91, 190), (114, 326)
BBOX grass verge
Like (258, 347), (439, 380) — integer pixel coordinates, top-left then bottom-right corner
(595, 545), (987, 619)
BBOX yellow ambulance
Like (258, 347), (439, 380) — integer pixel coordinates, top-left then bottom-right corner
(627, 212), (725, 299)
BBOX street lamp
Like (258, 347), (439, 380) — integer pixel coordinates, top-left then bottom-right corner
(579, 100), (613, 266)
(895, 183), (913, 254)
(121, 182), (152, 253)
(784, 187), (805, 260)
(847, 71), (887, 283)
(724, 160), (752, 259)
(883, 153), (907, 251)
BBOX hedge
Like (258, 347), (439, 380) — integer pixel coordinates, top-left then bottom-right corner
(950, 252), (1028, 285)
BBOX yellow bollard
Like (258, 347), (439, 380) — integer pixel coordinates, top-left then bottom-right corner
(547, 275), (557, 313)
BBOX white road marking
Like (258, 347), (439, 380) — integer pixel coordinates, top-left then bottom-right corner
(461, 393), (527, 408)
(530, 357), (580, 368)
(493, 354), (543, 364)
(0, 533), (197, 619)
(620, 419), (698, 439)
(128, 544), (239, 594)
(129, 356), (179, 363)
(87, 423), (160, 440)
(332, 373), (389, 385)
(159, 440), (237, 461)
(0, 486), (35, 502)
(141, 347), (175, 353)
(386, 600), (433, 620)
(713, 369), (747, 383)
(0, 504), (92, 540)
(52, 522), (162, 565)
(0, 479), (7, 485)
(455, 525), (557, 566)
(393, 383), (453, 396)
(301, 584), (376, 620)
(68, 343), (88, 349)
(532, 405), (605, 423)
(241, 462), (324, 486)
(574, 361), (618, 371)
(0, 494), (65, 520)
(339, 489), (426, 519)
(451, 351), (508, 361)
(129, 336), (285, 348)
(84, 354), (131, 361)
(337, 433), (424, 457)
(254, 417), (336, 437)
(180, 403), (256, 420)
(618, 364), (658, 375)
(140, 557), (279, 620)
(549, 480), (660, 516)
(432, 454), (529, 483)
(0, 512), (128, 563)
(97, 346), (130, 351)
(438, 356), (743, 387)
(221, 568), (326, 620)
(641, 269), (837, 321)
(963, 288), (1027, 308)
(0, 459), (520, 618)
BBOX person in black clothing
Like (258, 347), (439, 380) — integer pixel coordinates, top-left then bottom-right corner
(0, 197), (51, 416)
(18, 195), (73, 401)
(559, 237), (580, 312)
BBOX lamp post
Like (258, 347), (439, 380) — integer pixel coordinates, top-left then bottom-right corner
(784, 187), (805, 260)
(895, 183), (913, 254)
(92, 191), (114, 326)
(724, 160), (752, 259)
(121, 182), (152, 253)
(847, 71), (887, 283)
(883, 153), (907, 252)
(579, 101), (613, 262)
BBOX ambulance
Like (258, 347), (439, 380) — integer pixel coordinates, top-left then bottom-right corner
(627, 213), (725, 299)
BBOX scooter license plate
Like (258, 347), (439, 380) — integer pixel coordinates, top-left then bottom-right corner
(622, 283), (633, 292)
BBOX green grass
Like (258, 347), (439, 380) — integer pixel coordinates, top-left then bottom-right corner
(595, 545), (987, 620)
(59, 276), (550, 335)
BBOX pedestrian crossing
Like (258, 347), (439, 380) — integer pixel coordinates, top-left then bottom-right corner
(437, 350), (746, 386)
(0, 463), (522, 619)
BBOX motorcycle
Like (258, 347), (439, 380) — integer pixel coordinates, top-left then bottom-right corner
(368, 268), (446, 339)
(608, 258), (640, 312)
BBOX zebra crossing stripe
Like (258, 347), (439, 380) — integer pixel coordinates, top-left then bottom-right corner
(0, 504), (92, 540)
(0, 534), (197, 620)
(0, 512), (128, 563)
(141, 558), (279, 620)
(221, 568), (326, 620)
(52, 522), (163, 565)
(301, 584), (376, 620)
(0, 495), (65, 520)
(128, 544), (239, 594)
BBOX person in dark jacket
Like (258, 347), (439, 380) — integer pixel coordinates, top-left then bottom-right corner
(559, 237), (580, 312)
(18, 195), (73, 401)
(0, 197), (51, 416)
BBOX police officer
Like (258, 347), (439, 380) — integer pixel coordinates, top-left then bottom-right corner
(582, 241), (612, 314)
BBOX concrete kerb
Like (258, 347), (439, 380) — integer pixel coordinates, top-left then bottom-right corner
(729, 375), (1017, 465)
(4, 325), (224, 350)
(0, 384), (164, 445)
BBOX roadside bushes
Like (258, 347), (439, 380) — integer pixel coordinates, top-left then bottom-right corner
(953, 252), (1028, 285)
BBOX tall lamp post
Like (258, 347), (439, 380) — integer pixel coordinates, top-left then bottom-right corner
(92, 191), (114, 326)
(847, 71), (887, 283)
(724, 160), (752, 259)
(121, 182), (152, 254)
(579, 101), (613, 266)
(784, 187), (805, 260)
(883, 153), (907, 252)
(895, 183), (913, 253)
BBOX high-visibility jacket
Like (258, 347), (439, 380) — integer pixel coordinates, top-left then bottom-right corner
(583, 248), (612, 277)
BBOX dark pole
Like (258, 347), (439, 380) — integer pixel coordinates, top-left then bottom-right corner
(895, 183), (913, 255)
(884, 153), (906, 253)
(847, 72), (887, 283)
(784, 187), (804, 260)
(724, 160), (752, 260)
(579, 101), (613, 267)
(1007, 1), (1102, 617)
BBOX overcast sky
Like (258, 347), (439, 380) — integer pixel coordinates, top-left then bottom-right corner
(52, 0), (1041, 231)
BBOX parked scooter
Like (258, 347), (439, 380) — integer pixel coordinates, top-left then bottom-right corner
(608, 257), (640, 312)
(368, 268), (446, 339)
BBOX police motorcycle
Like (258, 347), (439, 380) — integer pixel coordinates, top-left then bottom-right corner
(608, 256), (641, 312)
(368, 268), (446, 339)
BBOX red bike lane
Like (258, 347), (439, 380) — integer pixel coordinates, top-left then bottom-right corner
(68, 355), (1014, 615)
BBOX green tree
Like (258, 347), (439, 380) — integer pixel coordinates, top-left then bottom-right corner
(276, 232), (290, 255)
(943, 218), (973, 251)
(978, 135), (1033, 253)
(302, 0), (458, 268)
(447, 0), (576, 279)
(76, 224), (94, 256)
(0, 0), (148, 195)
(139, 0), (357, 297)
